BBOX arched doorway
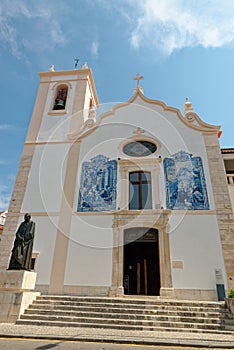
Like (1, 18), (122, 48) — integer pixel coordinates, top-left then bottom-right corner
(123, 228), (160, 296)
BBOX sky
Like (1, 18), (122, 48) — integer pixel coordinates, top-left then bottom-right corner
(0, 0), (234, 211)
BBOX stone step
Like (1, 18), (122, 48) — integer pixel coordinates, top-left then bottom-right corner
(24, 308), (226, 324)
(225, 325), (234, 331)
(16, 318), (233, 333)
(17, 296), (233, 333)
(35, 296), (225, 308)
(18, 313), (226, 330)
(17, 316), (231, 333)
(32, 300), (226, 313)
(27, 304), (225, 318)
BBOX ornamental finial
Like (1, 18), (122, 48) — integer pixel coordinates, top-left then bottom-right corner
(184, 97), (193, 114)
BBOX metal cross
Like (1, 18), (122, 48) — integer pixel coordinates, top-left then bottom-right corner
(74, 58), (79, 69)
(133, 73), (144, 88)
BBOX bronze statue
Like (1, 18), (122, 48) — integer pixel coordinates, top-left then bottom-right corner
(8, 213), (35, 271)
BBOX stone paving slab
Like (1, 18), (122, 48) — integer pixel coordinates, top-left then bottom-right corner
(0, 323), (234, 348)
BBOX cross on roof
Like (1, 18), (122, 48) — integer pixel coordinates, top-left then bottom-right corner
(133, 73), (144, 88)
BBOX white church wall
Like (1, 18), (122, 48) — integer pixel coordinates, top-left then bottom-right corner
(37, 115), (71, 142)
(4, 65), (230, 298)
(64, 215), (113, 286)
(71, 97), (223, 293)
(11, 215), (58, 287)
(169, 214), (227, 289)
(77, 99), (215, 211)
(21, 144), (69, 213)
(32, 215), (58, 286)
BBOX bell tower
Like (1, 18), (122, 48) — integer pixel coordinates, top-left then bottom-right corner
(26, 65), (99, 144)
(0, 65), (99, 287)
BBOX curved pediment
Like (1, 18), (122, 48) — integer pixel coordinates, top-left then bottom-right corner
(68, 88), (220, 141)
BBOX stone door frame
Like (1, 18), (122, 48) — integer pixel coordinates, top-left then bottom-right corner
(109, 209), (172, 297)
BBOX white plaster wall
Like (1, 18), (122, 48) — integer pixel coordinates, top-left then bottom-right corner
(14, 215), (58, 285)
(78, 98), (215, 209)
(64, 215), (113, 286)
(31, 216), (58, 285)
(22, 144), (69, 213)
(169, 214), (227, 289)
(37, 115), (71, 142)
(68, 97), (223, 290)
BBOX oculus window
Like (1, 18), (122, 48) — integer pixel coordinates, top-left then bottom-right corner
(123, 141), (157, 157)
(129, 171), (152, 210)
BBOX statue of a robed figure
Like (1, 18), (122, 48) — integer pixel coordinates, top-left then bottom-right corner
(8, 213), (35, 271)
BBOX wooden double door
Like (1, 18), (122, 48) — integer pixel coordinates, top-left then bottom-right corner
(123, 228), (160, 296)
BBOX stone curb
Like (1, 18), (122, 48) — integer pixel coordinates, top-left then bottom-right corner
(0, 333), (234, 348)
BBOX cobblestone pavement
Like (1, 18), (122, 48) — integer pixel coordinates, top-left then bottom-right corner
(0, 323), (233, 348)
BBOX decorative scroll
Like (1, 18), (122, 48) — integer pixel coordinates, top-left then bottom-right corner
(164, 151), (209, 210)
(78, 155), (117, 212)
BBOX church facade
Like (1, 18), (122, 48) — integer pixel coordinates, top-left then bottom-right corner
(1, 67), (233, 301)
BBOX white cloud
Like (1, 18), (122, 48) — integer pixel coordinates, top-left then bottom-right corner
(0, 184), (11, 211)
(0, 160), (15, 166)
(0, 1), (66, 59)
(0, 124), (13, 130)
(127, 0), (234, 55)
(91, 40), (99, 58)
(7, 174), (16, 182)
(0, 197), (10, 211)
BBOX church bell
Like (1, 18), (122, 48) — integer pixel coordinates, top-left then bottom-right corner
(54, 99), (65, 110)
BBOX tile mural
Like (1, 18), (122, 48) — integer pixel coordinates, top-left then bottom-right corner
(77, 155), (117, 212)
(163, 151), (209, 210)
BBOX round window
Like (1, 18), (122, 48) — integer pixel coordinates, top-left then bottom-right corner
(123, 140), (157, 157)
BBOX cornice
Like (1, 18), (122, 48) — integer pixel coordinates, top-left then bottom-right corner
(39, 68), (99, 106)
(68, 87), (220, 141)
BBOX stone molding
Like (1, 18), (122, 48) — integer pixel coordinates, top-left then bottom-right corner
(48, 142), (81, 294)
(69, 88), (220, 142)
(0, 151), (34, 270)
(204, 134), (234, 289)
(160, 288), (217, 301)
(118, 158), (162, 210)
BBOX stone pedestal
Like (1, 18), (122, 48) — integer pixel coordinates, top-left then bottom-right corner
(0, 270), (40, 323)
(225, 298), (234, 315)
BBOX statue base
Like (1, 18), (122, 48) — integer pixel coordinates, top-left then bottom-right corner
(0, 270), (40, 323)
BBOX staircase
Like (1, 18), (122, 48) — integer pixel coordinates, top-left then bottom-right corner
(16, 296), (234, 333)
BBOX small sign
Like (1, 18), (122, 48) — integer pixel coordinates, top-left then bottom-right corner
(215, 268), (224, 284)
(215, 268), (226, 301)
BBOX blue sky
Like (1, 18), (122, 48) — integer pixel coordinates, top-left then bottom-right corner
(0, 0), (234, 210)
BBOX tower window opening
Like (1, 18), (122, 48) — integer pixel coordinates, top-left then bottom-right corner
(53, 86), (68, 110)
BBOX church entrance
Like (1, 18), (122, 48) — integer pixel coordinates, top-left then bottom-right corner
(123, 228), (160, 296)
